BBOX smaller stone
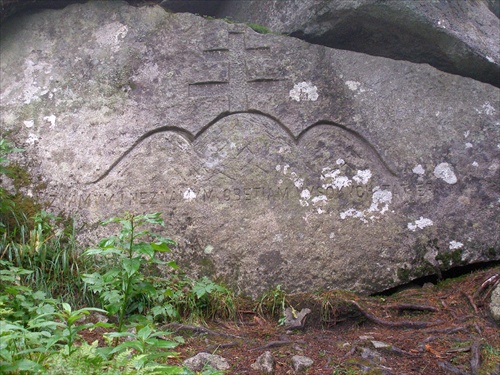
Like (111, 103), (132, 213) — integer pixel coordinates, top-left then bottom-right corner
(291, 355), (313, 372)
(283, 307), (311, 330)
(371, 340), (391, 349)
(250, 351), (275, 374)
(490, 282), (500, 322)
(359, 335), (375, 340)
(183, 352), (230, 371)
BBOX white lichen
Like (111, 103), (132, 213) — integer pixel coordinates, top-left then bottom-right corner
(183, 188), (196, 201)
(311, 195), (327, 204)
(289, 81), (319, 102)
(352, 169), (372, 184)
(321, 168), (352, 190)
(368, 187), (392, 214)
(407, 217), (433, 231)
(345, 81), (361, 91)
(449, 241), (463, 250)
(465, 142), (473, 149)
(434, 162), (457, 184)
(43, 115), (56, 128)
(412, 164), (425, 175)
(26, 133), (39, 145)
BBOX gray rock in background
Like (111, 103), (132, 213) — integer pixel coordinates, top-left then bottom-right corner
(0, 1), (499, 296)
(491, 283), (500, 321)
(251, 351), (275, 374)
(163, 0), (500, 88)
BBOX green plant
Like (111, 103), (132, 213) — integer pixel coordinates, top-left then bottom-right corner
(44, 303), (109, 356)
(0, 260), (59, 373)
(46, 339), (192, 375)
(1, 210), (93, 307)
(0, 138), (24, 238)
(149, 275), (236, 324)
(256, 284), (288, 324)
(82, 212), (177, 332)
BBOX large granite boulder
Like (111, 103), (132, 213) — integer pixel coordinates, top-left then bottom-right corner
(164, 0), (500, 88)
(0, 1), (498, 296)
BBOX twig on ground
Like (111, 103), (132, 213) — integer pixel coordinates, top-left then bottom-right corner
(250, 340), (293, 351)
(424, 326), (466, 334)
(350, 300), (443, 329)
(162, 323), (242, 339)
(470, 340), (481, 375)
(461, 291), (479, 314)
(438, 361), (468, 375)
(207, 342), (239, 351)
(474, 322), (482, 335)
(440, 299), (459, 319)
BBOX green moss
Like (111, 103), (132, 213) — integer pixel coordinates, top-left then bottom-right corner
(246, 23), (272, 34)
(397, 267), (411, 283)
(9, 163), (31, 191)
(198, 256), (216, 277)
(436, 249), (463, 268)
(488, 247), (499, 257)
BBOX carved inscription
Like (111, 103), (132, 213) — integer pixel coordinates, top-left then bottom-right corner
(189, 29), (286, 111)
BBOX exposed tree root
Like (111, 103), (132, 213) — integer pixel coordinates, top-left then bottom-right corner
(470, 340), (481, 375)
(162, 323), (242, 339)
(474, 272), (500, 304)
(250, 340), (293, 351)
(350, 300), (444, 329)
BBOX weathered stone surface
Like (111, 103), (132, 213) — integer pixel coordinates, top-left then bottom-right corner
(213, 0), (500, 88)
(283, 307), (311, 330)
(0, 1), (499, 296)
(250, 351), (275, 374)
(182, 352), (230, 371)
(291, 355), (313, 372)
(491, 283), (500, 322)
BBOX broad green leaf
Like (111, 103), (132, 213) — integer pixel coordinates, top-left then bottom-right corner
(123, 258), (141, 277)
(137, 325), (154, 340)
(151, 242), (171, 253)
(62, 302), (71, 313)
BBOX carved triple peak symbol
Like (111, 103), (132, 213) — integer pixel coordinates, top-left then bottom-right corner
(188, 27), (287, 111)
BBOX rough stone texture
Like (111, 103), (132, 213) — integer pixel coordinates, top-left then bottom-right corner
(291, 355), (314, 372)
(1, 1), (499, 296)
(250, 351), (275, 374)
(182, 352), (230, 371)
(491, 283), (500, 322)
(283, 307), (311, 330)
(212, 0), (500, 88)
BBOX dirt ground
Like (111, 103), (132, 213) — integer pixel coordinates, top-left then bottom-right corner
(82, 267), (500, 374)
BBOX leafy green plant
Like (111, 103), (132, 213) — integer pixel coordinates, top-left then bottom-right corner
(46, 339), (192, 375)
(82, 212), (177, 331)
(43, 303), (109, 356)
(150, 276), (236, 324)
(256, 284), (288, 323)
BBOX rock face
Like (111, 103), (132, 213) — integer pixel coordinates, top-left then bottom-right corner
(0, 1), (499, 296)
(202, 0), (500, 88)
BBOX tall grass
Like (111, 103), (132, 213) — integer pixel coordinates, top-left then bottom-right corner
(0, 138), (96, 307)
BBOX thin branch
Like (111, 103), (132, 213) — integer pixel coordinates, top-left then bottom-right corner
(470, 340), (481, 375)
(350, 300), (443, 329)
(162, 323), (242, 339)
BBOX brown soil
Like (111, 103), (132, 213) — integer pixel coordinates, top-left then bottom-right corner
(81, 267), (500, 374)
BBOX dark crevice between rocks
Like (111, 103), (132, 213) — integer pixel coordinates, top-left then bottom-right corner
(289, 20), (500, 89)
(375, 260), (500, 297)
